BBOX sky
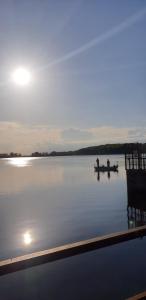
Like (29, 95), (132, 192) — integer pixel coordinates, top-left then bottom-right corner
(0, 0), (146, 154)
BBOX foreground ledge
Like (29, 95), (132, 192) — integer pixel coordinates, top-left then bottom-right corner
(126, 291), (146, 300)
(0, 225), (146, 276)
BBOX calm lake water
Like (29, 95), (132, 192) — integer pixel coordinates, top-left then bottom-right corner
(0, 155), (146, 299)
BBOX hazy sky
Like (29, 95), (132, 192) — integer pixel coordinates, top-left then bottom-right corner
(0, 0), (146, 154)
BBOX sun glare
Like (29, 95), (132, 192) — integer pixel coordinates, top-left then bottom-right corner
(6, 157), (32, 167)
(23, 232), (32, 245)
(11, 67), (32, 86)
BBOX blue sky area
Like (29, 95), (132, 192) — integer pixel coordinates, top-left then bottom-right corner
(0, 0), (146, 153)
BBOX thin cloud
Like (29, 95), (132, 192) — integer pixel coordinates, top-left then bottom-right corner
(0, 122), (146, 154)
(40, 7), (146, 69)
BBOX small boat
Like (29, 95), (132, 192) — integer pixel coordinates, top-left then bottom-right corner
(94, 165), (118, 172)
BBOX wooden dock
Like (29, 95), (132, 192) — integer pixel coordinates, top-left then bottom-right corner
(0, 225), (146, 276)
(125, 150), (146, 196)
(125, 152), (146, 171)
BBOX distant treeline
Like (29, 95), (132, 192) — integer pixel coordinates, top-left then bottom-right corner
(32, 143), (146, 157)
(1, 143), (146, 158)
(0, 152), (22, 158)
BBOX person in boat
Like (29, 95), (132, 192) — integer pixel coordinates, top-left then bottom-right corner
(107, 159), (110, 168)
(96, 157), (99, 168)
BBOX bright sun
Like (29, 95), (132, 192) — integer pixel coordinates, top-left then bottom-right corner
(11, 67), (32, 86)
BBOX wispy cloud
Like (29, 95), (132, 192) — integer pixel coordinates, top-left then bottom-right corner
(0, 122), (62, 154)
(62, 126), (146, 146)
(0, 122), (146, 154)
(40, 7), (146, 69)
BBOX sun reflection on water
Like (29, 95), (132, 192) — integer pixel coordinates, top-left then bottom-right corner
(6, 157), (33, 167)
(23, 231), (32, 245)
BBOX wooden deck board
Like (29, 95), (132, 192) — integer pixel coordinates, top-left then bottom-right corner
(126, 291), (146, 299)
(0, 225), (146, 276)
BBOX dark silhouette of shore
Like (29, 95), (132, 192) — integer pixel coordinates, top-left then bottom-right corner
(1, 143), (146, 158)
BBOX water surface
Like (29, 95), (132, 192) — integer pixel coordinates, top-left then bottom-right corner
(1, 155), (146, 300)
(0, 155), (127, 259)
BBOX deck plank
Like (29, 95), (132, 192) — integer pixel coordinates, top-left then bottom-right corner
(0, 225), (146, 276)
(126, 291), (146, 299)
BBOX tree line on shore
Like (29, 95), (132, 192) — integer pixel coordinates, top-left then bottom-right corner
(1, 143), (146, 158)
(43, 142), (146, 156)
